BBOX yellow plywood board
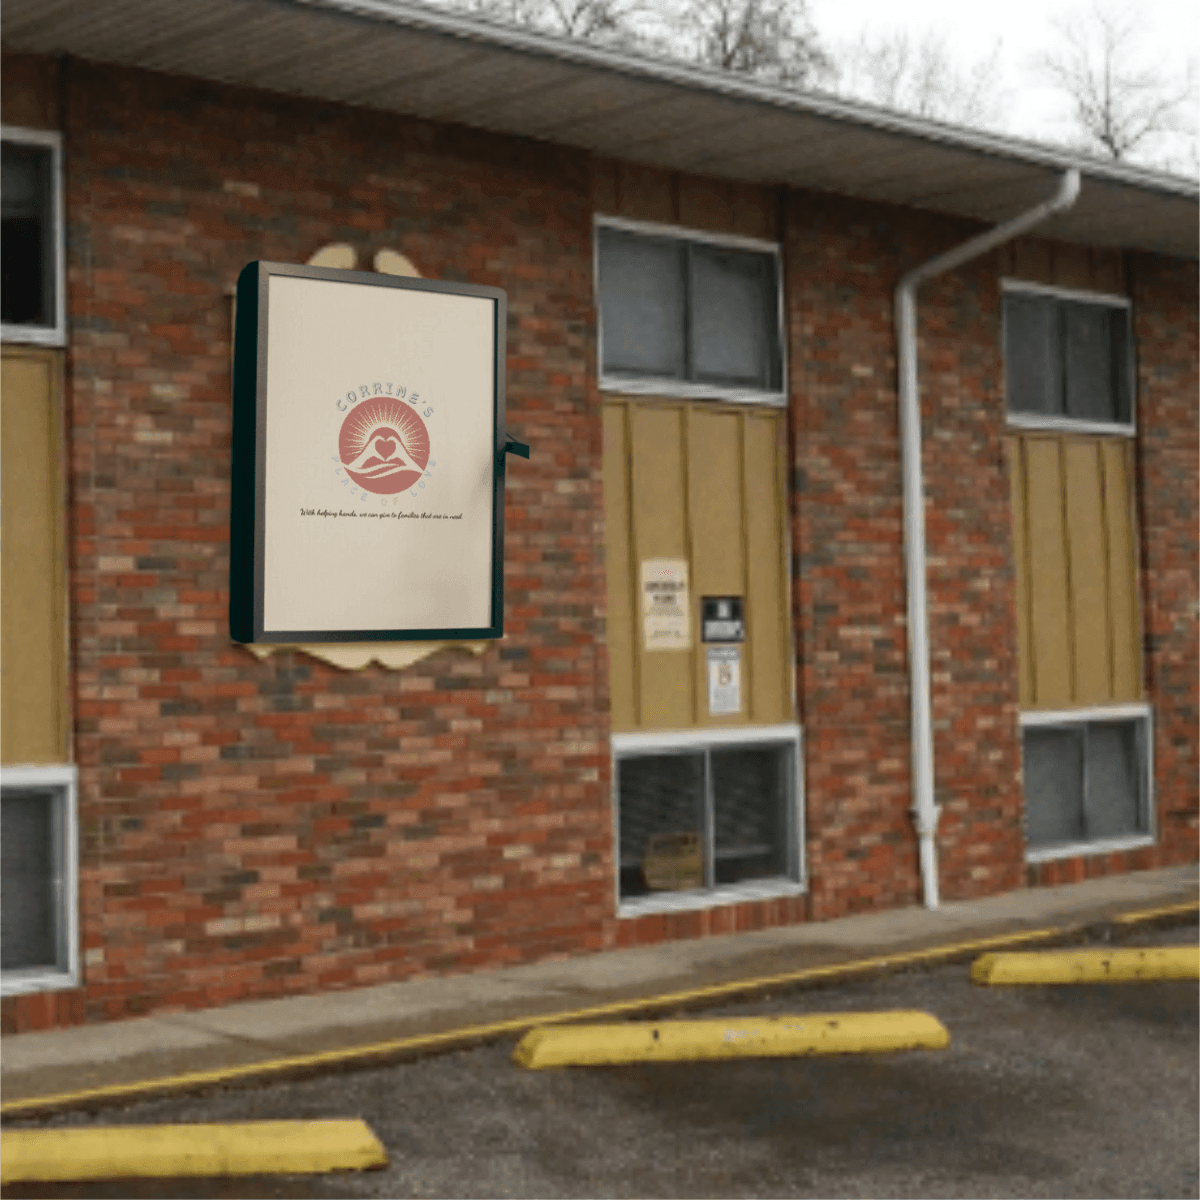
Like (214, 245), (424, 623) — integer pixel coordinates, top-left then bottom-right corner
(971, 947), (1199, 986)
(1063, 439), (1110, 705)
(1004, 436), (1033, 707)
(1101, 439), (1142, 701)
(688, 406), (746, 724)
(0, 1121), (388, 1183)
(513, 1012), (950, 1068)
(744, 412), (790, 724)
(1, 350), (66, 765)
(629, 404), (693, 728)
(601, 397), (793, 733)
(602, 404), (637, 730)
(1024, 438), (1072, 708)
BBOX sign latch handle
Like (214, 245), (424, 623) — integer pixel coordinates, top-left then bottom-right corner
(504, 435), (530, 459)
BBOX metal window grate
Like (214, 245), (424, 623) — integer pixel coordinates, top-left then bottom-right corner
(617, 740), (794, 900)
(1023, 716), (1148, 850)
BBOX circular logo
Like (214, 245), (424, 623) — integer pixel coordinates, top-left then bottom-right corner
(338, 396), (430, 494)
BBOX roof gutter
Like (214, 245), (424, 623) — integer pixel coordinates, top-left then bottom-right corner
(288, 0), (1196, 199)
(895, 168), (1081, 910)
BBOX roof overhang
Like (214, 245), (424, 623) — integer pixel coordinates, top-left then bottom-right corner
(4, 0), (1197, 258)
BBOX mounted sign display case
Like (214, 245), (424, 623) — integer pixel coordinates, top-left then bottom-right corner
(229, 262), (510, 643)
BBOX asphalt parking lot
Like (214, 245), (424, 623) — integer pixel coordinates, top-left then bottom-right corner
(4, 919), (1196, 1200)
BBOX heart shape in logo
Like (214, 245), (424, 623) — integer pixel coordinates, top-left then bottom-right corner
(376, 437), (397, 459)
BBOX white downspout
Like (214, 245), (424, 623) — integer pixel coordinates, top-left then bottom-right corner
(895, 169), (1081, 910)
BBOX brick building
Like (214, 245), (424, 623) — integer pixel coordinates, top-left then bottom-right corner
(1, 0), (1196, 1032)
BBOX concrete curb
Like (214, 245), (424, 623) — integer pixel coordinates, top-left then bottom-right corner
(512, 1011), (950, 1068)
(2, 899), (1194, 1123)
(971, 945), (1199, 985)
(0, 1120), (388, 1183)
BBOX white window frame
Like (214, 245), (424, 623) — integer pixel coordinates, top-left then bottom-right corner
(1019, 703), (1155, 864)
(1, 764), (80, 995)
(1001, 279), (1135, 438)
(612, 723), (805, 917)
(1, 125), (67, 348)
(595, 215), (788, 408)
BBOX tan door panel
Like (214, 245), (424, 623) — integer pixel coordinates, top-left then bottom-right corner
(629, 404), (694, 729)
(602, 403), (637, 731)
(687, 406), (746, 726)
(1101, 439), (1142, 701)
(2, 348), (67, 765)
(743, 412), (789, 724)
(1063, 440), (1111, 705)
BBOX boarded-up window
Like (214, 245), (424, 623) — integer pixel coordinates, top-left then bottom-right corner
(603, 400), (792, 733)
(1006, 433), (1142, 710)
(2, 348), (67, 765)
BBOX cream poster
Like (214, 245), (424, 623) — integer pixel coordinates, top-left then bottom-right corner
(261, 274), (496, 633)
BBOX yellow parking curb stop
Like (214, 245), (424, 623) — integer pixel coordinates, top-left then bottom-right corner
(971, 945), (1200, 986)
(513, 1010), (950, 1068)
(0, 1119), (388, 1183)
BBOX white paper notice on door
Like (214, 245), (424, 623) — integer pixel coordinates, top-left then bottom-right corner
(706, 645), (742, 715)
(641, 558), (691, 652)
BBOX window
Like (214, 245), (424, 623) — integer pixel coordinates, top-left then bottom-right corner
(1003, 284), (1133, 430)
(1, 766), (78, 995)
(1022, 710), (1152, 860)
(1, 128), (64, 345)
(614, 729), (802, 910)
(597, 221), (783, 400)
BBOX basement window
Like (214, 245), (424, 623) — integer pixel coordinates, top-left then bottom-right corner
(1003, 282), (1134, 433)
(1022, 708), (1153, 861)
(0, 766), (79, 995)
(613, 728), (803, 912)
(1, 127), (64, 345)
(597, 219), (784, 403)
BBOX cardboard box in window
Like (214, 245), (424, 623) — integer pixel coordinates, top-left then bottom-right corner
(642, 831), (703, 892)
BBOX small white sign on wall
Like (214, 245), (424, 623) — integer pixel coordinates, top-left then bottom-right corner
(706, 645), (742, 715)
(641, 559), (691, 652)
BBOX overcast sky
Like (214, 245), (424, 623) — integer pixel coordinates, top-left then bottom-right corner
(811, 0), (1198, 167)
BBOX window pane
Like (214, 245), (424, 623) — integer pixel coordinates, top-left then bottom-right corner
(1024, 727), (1084, 847)
(1064, 301), (1117, 422)
(711, 745), (788, 884)
(1, 789), (59, 971)
(1085, 720), (1145, 839)
(1, 141), (55, 328)
(1005, 294), (1061, 415)
(617, 753), (705, 899)
(598, 229), (685, 379)
(689, 245), (780, 390)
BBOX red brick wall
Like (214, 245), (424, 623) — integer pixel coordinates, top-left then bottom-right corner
(786, 194), (1026, 918)
(1024, 251), (1199, 888)
(3, 56), (1195, 1033)
(5, 59), (615, 1032)
(1131, 252), (1199, 867)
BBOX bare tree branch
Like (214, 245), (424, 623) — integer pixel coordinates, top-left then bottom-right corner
(833, 29), (1010, 129)
(1032, 2), (1197, 168)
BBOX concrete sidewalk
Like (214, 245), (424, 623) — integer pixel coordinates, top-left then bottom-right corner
(3, 864), (1196, 1116)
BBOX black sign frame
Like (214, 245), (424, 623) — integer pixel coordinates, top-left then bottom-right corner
(229, 260), (509, 644)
